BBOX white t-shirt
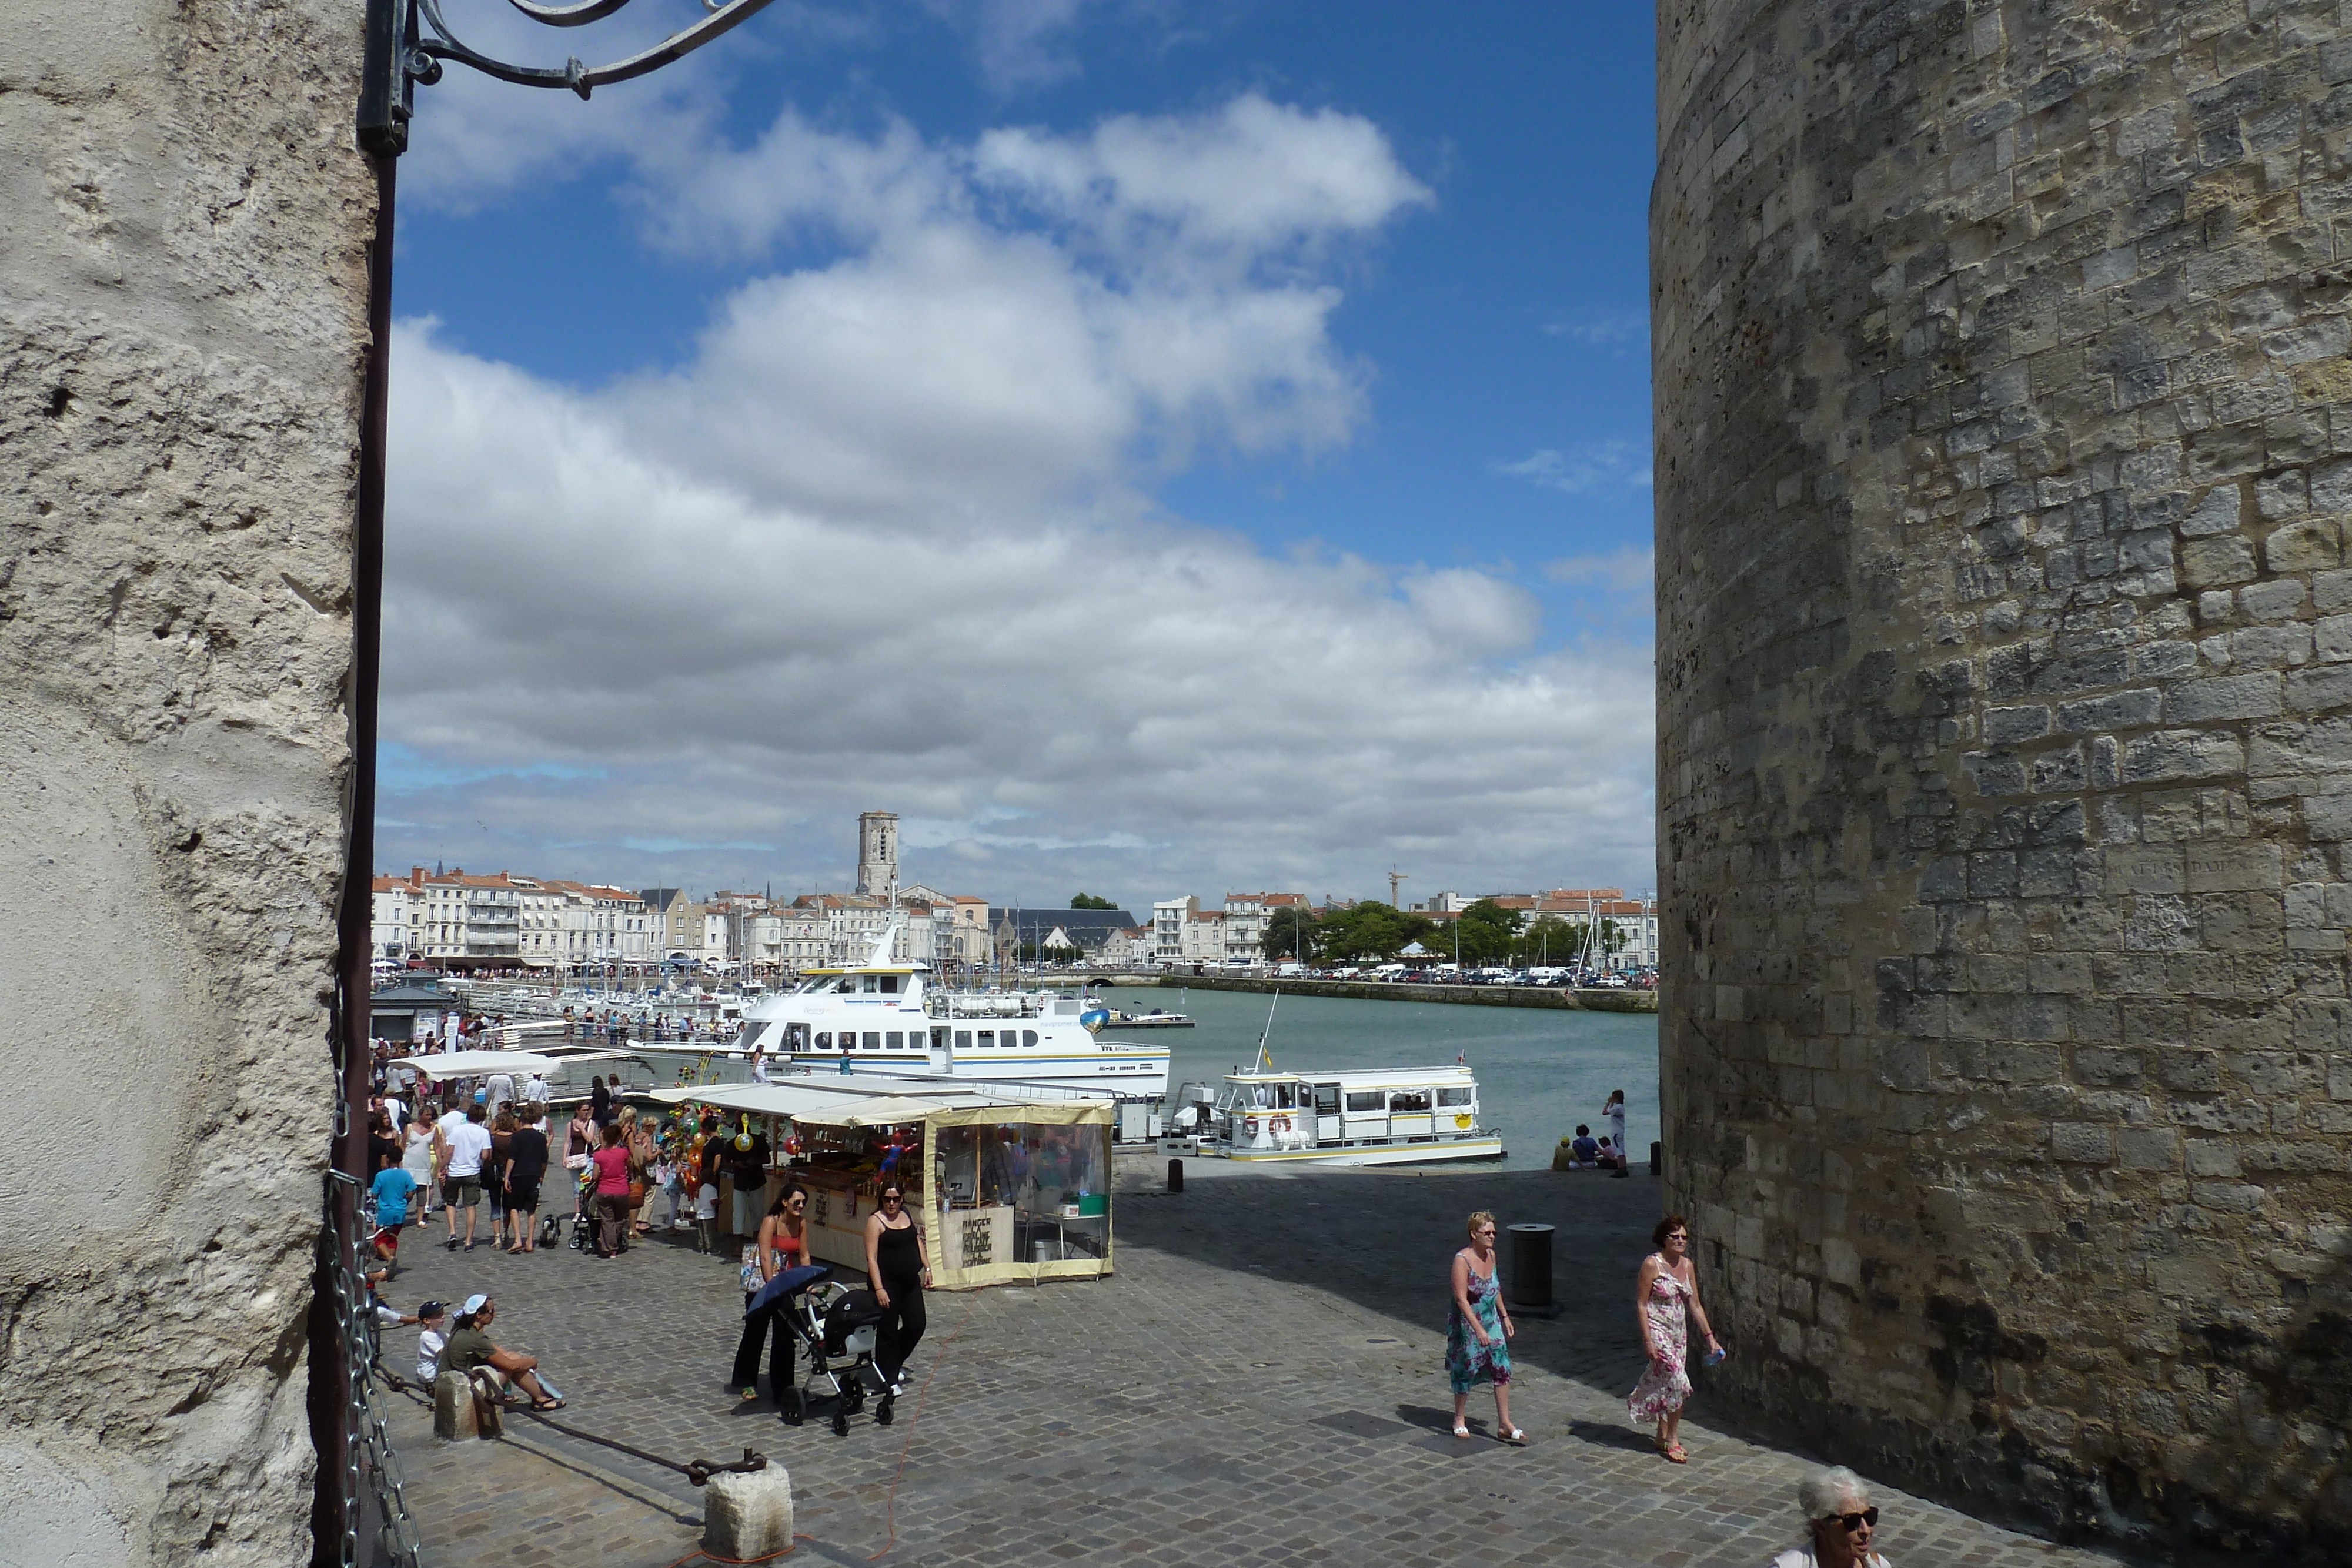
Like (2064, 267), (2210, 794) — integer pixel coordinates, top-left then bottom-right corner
(523, 1076), (549, 1104)
(443, 1121), (493, 1178)
(384, 1099), (407, 1134)
(417, 1327), (447, 1383)
(486, 1073), (516, 1112)
(1771, 1551), (1888, 1568)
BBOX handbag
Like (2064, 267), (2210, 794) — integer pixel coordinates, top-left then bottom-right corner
(627, 1178), (648, 1207)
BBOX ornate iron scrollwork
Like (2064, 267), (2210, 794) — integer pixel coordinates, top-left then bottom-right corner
(359, 0), (780, 155)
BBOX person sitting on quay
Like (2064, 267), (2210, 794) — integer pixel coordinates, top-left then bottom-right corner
(1769, 1466), (1890, 1567)
(1569, 1125), (1601, 1168)
(444, 1294), (563, 1410)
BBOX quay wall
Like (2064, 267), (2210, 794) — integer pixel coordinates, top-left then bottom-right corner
(0, 3), (373, 1563)
(1143, 974), (1660, 1013)
(1656, 0), (2352, 1558)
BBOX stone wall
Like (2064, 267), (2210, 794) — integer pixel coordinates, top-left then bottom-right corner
(0, 0), (372, 1561)
(1655, 0), (2352, 1557)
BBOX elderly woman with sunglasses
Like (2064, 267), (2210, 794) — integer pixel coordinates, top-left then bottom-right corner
(733, 1183), (809, 1406)
(1770, 1467), (1890, 1567)
(1629, 1212), (1719, 1462)
(864, 1178), (931, 1395)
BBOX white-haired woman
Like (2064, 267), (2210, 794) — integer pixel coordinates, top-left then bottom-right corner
(1770, 1466), (1889, 1567)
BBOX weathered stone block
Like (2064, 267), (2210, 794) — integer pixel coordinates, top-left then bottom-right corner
(434, 1372), (478, 1441)
(704, 1466), (795, 1561)
(2180, 534), (2259, 587)
(2266, 517), (2344, 572)
(2052, 1122), (2116, 1164)
(2166, 673), (2283, 723)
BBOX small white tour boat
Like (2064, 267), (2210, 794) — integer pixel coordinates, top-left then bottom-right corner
(727, 925), (1171, 1097)
(1168, 1065), (1502, 1166)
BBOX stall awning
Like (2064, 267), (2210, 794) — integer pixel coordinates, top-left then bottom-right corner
(391, 1049), (568, 1075)
(795, 1095), (1112, 1130)
(646, 1079), (1112, 1127)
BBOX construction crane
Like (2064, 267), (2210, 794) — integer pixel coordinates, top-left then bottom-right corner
(1388, 867), (1409, 909)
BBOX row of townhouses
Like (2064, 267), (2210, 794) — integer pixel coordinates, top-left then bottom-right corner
(1140, 888), (1661, 969)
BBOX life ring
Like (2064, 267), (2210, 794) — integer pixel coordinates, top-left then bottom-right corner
(1244, 1117), (1260, 1137)
(1272, 1115), (1291, 1134)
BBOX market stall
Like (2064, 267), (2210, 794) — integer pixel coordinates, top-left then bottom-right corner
(789, 1094), (1115, 1289)
(646, 1079), (1115, 1289)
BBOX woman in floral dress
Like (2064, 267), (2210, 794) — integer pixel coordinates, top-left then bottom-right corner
(1629, 1213), (1719, 1462)
(1446, 1211), (1524, 1443)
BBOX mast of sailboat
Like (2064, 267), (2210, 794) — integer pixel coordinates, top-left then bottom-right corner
(1251, 988), (1280, 1073)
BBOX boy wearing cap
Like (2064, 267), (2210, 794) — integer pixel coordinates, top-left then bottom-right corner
(415, 1302), (449, 1383)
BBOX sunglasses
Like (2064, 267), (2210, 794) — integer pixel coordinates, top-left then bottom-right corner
(1825, 1509), (1879, 1532)
(881, 1193), (904, 1203)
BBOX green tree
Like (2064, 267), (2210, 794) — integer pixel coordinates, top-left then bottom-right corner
(1259, 905), (1318, 960)
(1069, 892), (1117, 910)
(1317, 902), (1435, 961)
(1450, 899), (1524, 965)
(1524, 913), (1574, 964)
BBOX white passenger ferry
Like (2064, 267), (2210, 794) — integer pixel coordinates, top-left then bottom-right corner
(730, 928), (1171, 1096)
(1170, 1065), (1502, 1165)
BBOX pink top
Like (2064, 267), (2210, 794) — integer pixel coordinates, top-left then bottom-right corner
(591, 1144), (631, 1196)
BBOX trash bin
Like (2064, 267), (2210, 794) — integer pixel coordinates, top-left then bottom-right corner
(1167, 1158), (1184, 1193)
(1506, 1223), (1555, 1309)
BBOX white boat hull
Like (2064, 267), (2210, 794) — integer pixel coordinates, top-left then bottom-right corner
(1190, 1134), (1504, 1166)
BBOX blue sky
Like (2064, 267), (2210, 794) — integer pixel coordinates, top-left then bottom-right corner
(377, 1), (1659, 909)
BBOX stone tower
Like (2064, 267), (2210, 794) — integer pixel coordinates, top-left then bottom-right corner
(1656, 2), (2352, 1557)
(856, 810), (898, 898)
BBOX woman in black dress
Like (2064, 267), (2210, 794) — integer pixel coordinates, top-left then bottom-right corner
(863, 1181), (930, 1394)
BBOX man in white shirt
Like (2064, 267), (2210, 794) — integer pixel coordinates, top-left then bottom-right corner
(522, 1073), (549, 1106)
(435, 1103), (496, 1252)
(485, 1070), (516, 1116)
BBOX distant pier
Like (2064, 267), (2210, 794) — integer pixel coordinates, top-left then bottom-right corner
(1098, 972), (1658, 1013)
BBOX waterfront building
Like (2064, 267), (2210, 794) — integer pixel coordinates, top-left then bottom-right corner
(993, 905), (1141, 961)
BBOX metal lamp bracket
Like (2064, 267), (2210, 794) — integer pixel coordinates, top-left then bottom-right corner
(359, 0), (779, 155)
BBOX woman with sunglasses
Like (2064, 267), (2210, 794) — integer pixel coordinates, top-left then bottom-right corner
(1446, 1211), (1522, 1443)
(733, 1183), (808, 1406)
(1772, 1467), (1889, 1567)
(1629, 1212), (1719, 1463)
(864, 1179), (930, 1395)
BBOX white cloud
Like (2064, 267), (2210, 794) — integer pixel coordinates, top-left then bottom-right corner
(1543, 546), (1653, 596)
(1496, 439), (1651, 496)
(380, 96), (1657, 901)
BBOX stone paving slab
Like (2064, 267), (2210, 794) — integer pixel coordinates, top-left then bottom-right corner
(374, 1166), (2119, 1567)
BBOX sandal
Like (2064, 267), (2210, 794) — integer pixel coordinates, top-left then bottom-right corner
(1501, 1427), (1526, 1445)
(1662, 1443), (1688, 1463)
(531, 1398), (565, 1411)
(1451, 1422), (1470, 1439)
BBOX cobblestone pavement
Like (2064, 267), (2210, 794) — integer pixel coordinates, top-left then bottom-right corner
(375, 1165), (2118, 1568)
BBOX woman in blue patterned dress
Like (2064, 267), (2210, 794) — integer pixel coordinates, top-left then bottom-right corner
(1446, 1211), (1522, 1442)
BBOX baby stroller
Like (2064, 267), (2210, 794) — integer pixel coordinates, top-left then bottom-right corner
(750, 1265), (893, 1437)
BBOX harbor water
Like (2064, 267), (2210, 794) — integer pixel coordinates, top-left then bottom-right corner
(1102, 985), (1658, 1173)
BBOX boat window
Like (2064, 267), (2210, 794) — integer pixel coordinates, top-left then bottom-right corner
(815, 1032), (833, 1049)
(1271, 1083), (1294, 1109)
(977, 1029), (995, 1048)
(1436, 1087), (1472, 1107)
(932, 1028), (949, 1049)
(1314, 1085), (1341, 1114)
(863, 1032), (881, 1049)
(1345, 1091), (1385, 1112)
(861, 976), (880, 994)
(1022, 1030), (1038, 1048)
(886, 1031), (903, 1049)
(879, 975), (898, 994)
(955, 1030), (971, 1049)
(784, 1024), (809, 1049)
(1390, 1090), (1432, 1112)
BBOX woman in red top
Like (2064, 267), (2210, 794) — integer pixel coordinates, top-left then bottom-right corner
(590, 1123), (633, 1258)
(732, 1185), (808, 1410)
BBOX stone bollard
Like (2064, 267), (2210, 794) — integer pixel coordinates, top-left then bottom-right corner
(704, 1464), (794, 1560)
(433, 1372), (477, 1440)
(1167, 1157), (1184, 1193)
